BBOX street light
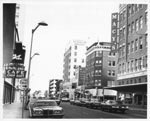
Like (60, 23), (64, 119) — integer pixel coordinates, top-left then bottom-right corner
(31, 53), (40, 60)
(27, 22), (48, 88)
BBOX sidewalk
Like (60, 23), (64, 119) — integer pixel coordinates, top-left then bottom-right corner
(3, 102), (28, 119)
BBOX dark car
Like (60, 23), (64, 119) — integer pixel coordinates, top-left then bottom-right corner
(101, 100), (129, 113)
(29, 99), (64, 118)
(90, 99), (101, 109)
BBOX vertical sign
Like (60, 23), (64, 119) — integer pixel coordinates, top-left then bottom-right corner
(111, 13), (118, 52)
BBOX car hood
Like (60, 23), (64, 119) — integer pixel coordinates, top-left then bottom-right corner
(33, 106), (62, 110)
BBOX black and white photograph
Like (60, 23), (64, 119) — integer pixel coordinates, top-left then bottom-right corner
(1, 0), (149, 119)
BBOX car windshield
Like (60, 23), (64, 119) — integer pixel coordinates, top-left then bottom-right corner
(34, 101), (57, 107)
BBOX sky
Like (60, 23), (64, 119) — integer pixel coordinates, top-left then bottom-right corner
(19, 0), (120, 93)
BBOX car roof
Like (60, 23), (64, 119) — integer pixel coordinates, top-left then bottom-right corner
(36, 99), (56, 102)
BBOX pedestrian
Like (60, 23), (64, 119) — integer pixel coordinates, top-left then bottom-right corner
(25, 95), (30, 110)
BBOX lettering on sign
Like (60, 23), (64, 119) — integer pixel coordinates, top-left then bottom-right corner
(12, 54), (22, 60)
(6, 69), (16, 78)
(111, 13), (118, 51)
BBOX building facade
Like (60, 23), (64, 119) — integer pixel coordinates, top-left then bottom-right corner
(107, 4), (147, 107)
(63, 40), (86, 98)
(3, 3), (16, 104)
(49, 79), (62, 97)
(85, 42), (117, 99)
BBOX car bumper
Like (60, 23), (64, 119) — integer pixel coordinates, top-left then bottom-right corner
(32, 113), (64, 118)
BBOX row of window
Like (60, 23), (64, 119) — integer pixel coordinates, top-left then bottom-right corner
(120, 4), (145, 22)
(118, 77), (147, 85)
(107, 70), (115, 76)
(118, 56), (147, 74)
(108, 61), (116, 66)
(120, 13), (147, 39)
(128, 4), (144, 18)
(119, 34), (147, 57)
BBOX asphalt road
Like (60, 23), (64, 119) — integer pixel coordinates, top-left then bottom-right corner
(60, 102), (147, 119)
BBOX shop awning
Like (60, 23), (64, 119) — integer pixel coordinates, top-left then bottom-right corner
(104, 82), (147, 93)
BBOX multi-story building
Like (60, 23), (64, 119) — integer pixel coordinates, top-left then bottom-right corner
(63, 40), (86, 98)
(85, 42), (117, 100)
(3, 3), (16, 104)
(107, 4), (147, 107)
(49, 79), (62, 97)
(74, 66), (86, 90)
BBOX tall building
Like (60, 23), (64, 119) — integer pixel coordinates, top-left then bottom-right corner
(3, 3), (17, 104)
(3, 3), (26, 104)
(63, 40), (86, 98)
(49, 79), (62, 97)
(85, 42), (117, 100)
(107, 4), (147, 107)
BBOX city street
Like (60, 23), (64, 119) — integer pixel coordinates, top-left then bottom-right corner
(60, 102), (147, 119)
(21, 102), (147, 119)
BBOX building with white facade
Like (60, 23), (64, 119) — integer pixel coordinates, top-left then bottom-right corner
(63, 40), (86, 98)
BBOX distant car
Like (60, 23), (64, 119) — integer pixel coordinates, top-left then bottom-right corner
(101, 100), (129, 113)
(70, 99), (75, 105)
(29, 99), (64, 118)
(61, 97), (70, 102)
(49, 97), (61, 105)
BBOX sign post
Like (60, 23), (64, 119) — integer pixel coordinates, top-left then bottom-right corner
(22, 89), (25, 118)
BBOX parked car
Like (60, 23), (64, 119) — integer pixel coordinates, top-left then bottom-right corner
(74, 100), (81, 106)
(70, 99), (75, 105)
(29, 99), (64, 118)
(101, 100), (129, 113)
(90, 99), (101, 109)
(61, 97), (70, 102)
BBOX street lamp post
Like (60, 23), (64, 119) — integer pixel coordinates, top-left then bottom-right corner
(27, 22), (48, 88)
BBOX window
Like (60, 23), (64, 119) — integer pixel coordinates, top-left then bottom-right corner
(128, 6), (132, 17)
(128, 24), (131, 35)
(75, 45), (77, 50)
(132, 4), (135, 14)
(145, 12), (147, 24)
(145, 34), (147, 47)
(135, 4), (138, 12)
(74, 52), (77, 56)
(139, 37), (143, 49)
(138, 58), (142, 70)
(112, 61), (115, 66)
(127, 62), (130, 72)
(112, 70), (115, 76)
(135, 59), (138, 71)
(139, 16), (143, 29)
(96, 51), (102, 57)
(131, 41), (134, 52)
(123, 27), (126, 37)
(131, 22), (135, 33)
(135, 19), (139, 31)
(143, 56), (147, 68)
(108, 61), (111, 66)
(108, 70), (111, 76)
(139, 4), (143, 9)
(135, 39), (138, 51)
(74, 58), (77, 62)
(82, 59), (84, 63)
(127, 43), (130, 54)
(131, 60), (134, 72)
